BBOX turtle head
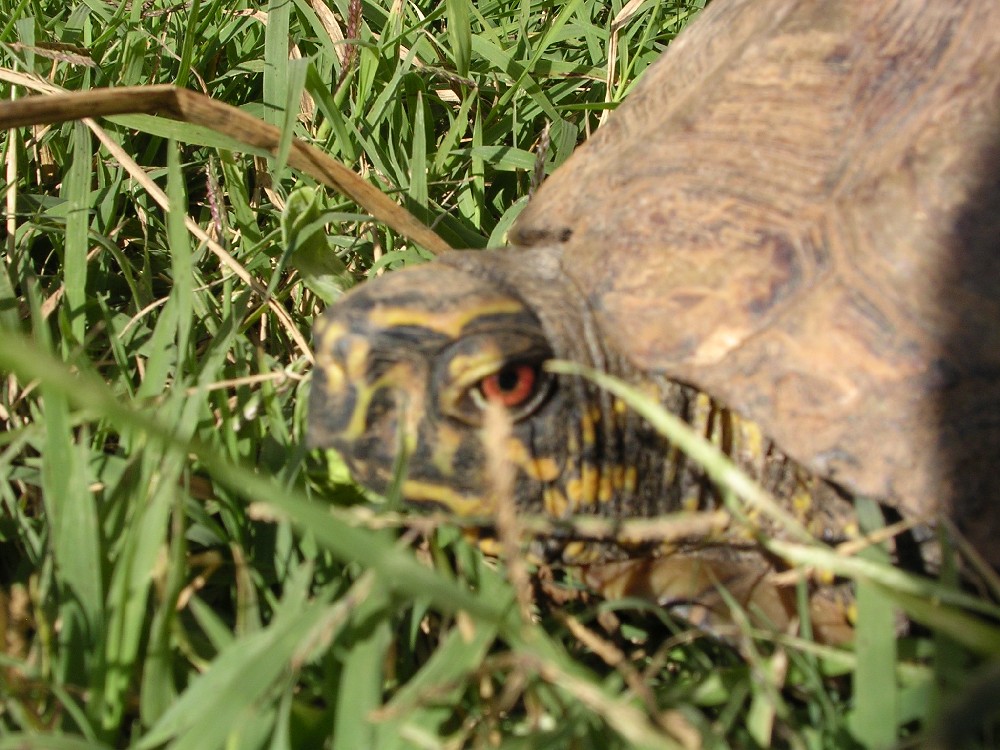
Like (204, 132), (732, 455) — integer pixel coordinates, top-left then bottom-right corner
(309, 249), (672, 556)
(310, 257), (571, 517)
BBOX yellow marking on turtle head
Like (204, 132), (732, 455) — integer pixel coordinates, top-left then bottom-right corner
(733, 414), (765, 461)
(315, 321), (352, 393)
(320, 359), (347, 393)
(612, 398), (627, 416)
(505, 438), (560, 482)
(440, 348), (505, 409)
(345, 338), (370, 380)
(815, 568), (836, 586)
(599, 464), (630, 504)
(430, 423), (464, 477)
(340, 359), (420, 443)
(565, 477), (581, 506)
(338, 383), (374, 441)
(544, 487), (569, 517)
(368, 298), (525, 339)
(792, 490), (813, 518)
(623, 466), (638, 494)
(598, 473), (613, 504)
(318, 319), (347, 353)
(447, 348), (503, 381)
(580, 411), (596, 447)
(566, 464), (600, 508)
(475, 536), (503, 557)
(401, 479), (490, 516)
(562, 540), (589, 563)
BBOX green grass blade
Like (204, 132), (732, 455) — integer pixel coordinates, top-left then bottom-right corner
(264, 0), (291, 132)
(63, 121), (90, 346)
(138, 588), (336, 749)
(30, 288), (103, 694)
(277, 57), (310, 175)
(174, 0), (202, 89)
(166, 141), (192, 370)
(849, 498), (899, 748)
(446, 0), (472, 78)
(0, 738), (113, 750)
(330, 582), (393, 750)
(408, 91), (428, 209)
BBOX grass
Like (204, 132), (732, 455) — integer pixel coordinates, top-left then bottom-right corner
(1, 0), (999, 748)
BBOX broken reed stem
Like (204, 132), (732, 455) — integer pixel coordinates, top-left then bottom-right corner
(483, 401), (534, 623)
(0, 84), (451, 255)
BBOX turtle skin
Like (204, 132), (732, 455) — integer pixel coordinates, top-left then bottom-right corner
(309, 0), (1000, 642)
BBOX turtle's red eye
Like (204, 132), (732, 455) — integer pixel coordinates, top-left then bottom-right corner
(478, 363), (539, 408)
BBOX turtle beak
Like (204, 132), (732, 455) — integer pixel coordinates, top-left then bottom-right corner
(309, 317), (413, 494)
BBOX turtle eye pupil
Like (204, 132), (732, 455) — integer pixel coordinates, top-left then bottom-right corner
(496, 367), (521, 392)
(479, 363), (539, 409)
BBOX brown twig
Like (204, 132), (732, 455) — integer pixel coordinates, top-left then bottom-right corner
(0, 83), (452, 255)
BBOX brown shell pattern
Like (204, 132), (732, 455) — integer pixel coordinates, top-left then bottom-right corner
(510, 0), (1000, 558)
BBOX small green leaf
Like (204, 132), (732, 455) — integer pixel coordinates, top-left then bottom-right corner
(282, 186), (351, 303)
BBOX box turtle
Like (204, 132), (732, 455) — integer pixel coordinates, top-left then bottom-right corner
(309, 0), (1000, 641)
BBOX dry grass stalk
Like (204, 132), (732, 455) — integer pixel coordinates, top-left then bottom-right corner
(0, 81), (451, 255)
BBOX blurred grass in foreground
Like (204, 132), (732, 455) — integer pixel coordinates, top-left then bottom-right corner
(1, 0), (999, 748)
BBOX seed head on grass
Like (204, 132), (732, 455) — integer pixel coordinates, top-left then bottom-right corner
(336, 0), (363, 90)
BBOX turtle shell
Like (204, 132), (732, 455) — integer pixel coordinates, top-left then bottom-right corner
(508, 0), (1000, 554)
